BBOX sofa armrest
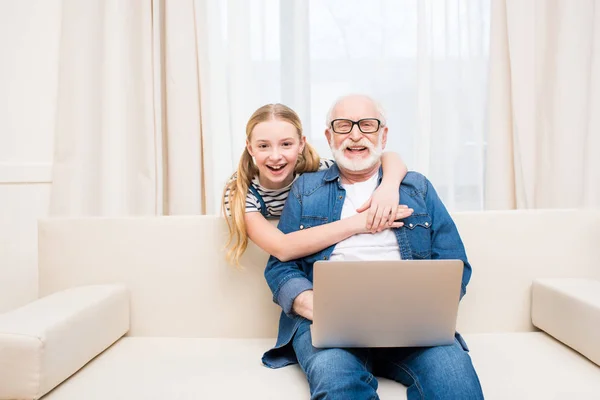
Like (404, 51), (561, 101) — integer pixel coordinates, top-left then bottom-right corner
(532, 278), (600, 366)
(0, 284), (129, 400)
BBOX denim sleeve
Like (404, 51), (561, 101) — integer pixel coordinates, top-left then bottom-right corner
(425, 179), (473, 300)
(264, 178), (312, 316)
(277, 277), (313, 316)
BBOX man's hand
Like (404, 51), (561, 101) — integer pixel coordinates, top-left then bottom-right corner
(351, 204), (413, 234)
(357, 183), (400, 232)
(292, 290), (314, 321)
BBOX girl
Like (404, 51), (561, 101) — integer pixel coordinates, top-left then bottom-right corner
(222, 103), (412, 265)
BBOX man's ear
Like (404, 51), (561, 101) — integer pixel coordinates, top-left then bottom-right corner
(325, 129), (332, 145)
(381, 126), (388, 150)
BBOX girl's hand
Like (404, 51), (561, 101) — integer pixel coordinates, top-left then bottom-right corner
(357, 184), (402, 232)
(352, 205), (414, 234)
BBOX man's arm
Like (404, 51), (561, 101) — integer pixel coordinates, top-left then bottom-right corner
(425, 179), (472, 300)
(264, 178), (313, 317)
(291, 290), (313, 320)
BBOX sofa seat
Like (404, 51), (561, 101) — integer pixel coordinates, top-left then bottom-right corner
(466, 333), (600, 400)
(42, 333), (600, 400)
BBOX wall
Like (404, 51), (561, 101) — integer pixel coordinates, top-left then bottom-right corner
(0, 0), (61, 312)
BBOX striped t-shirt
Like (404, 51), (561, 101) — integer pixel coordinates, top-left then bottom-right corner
(224, 158), (334, 219)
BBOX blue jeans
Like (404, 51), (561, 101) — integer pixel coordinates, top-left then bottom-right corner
(292, 320), (484, 400)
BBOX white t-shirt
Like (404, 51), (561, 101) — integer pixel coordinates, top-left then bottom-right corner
(330, 173), (402, 261)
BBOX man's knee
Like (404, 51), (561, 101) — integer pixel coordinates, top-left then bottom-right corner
(305, 348), (364, 379)
(304, 349), (377, 398)
(417, 343), (483, 399)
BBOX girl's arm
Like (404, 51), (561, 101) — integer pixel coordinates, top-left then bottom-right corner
(245, 205), (412, 262)
(357, 151), (408, 232)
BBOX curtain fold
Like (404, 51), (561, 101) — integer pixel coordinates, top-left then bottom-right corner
(485, 0), (600, 209)
(193, 0), (245, 215)
(50, 0), (159, 216)
(50, 0), (209, 216)
(161, 0), (205, 215)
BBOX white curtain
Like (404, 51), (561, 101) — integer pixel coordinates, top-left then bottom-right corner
(50, 0), (209, 216)
(195, 0), (491, 213)
(49, 0), (490, 216)
(159, 0), (206, 214)
(486, 0), (600, 209)
(50, 0), (159, 216)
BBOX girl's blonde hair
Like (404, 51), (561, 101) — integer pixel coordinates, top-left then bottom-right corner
(221, 103), (321, 266)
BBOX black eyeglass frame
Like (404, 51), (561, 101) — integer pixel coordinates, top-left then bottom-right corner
(329, 118), (383, 134)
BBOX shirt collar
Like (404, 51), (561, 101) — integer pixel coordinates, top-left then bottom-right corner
(323, 163), (384, 184)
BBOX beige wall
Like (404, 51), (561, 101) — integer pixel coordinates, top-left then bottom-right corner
(0, 0), (61, 312)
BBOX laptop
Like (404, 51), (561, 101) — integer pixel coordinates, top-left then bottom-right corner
(311, 259), (463, 348)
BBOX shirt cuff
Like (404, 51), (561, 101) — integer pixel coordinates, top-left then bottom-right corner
(277, 277), (313, 317)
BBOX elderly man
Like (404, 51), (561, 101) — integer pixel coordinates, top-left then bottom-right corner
(262, 94), (484, 399)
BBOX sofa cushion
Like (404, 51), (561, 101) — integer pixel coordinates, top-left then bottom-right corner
(41, 333), (600, 399)
(0, 284), (129, 400)
(532, 278), (600, 366)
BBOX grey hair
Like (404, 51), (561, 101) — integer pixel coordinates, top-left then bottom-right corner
(325, 94), (387, 127)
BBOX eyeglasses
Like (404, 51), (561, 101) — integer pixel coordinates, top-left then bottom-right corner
(330, 118), (382, 134)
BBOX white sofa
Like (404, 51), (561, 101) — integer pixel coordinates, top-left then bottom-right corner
(1, 210), (600, 399)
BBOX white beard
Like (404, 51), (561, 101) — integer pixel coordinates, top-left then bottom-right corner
(330, 135), (383, 172)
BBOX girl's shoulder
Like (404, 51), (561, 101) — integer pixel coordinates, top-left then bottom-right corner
(317, 158), (335, 171)
(223, 172), (262, 216)
(293, 158), (335, 182)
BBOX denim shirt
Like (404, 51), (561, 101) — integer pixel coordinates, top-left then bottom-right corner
(262, 165), (473, 369)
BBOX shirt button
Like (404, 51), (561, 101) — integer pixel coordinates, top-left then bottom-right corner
(409, 223), (414, 228)
(323, 256), (328, 260)
(424, 222), (429, 227)
(300, 225), (304, 229)
(338, 195), (343, 199)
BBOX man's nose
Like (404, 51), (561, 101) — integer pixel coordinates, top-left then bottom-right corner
(348, 124), (363, 140)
